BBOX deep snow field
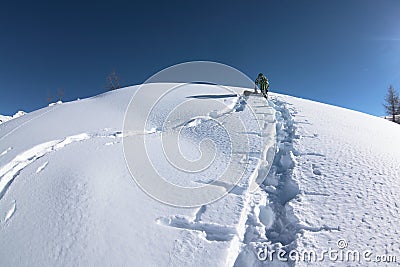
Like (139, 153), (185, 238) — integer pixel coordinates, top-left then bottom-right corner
(0, 83), (399, 266)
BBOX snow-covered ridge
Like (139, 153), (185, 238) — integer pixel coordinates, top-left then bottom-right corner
(0, 115), (11, 124)
(0, 111), (26, 124)
(0, 84), (399, 266)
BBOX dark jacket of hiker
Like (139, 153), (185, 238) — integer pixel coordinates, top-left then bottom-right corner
(255, 73), (269, 99)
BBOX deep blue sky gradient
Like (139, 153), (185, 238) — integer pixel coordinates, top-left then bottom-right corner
(1, 0), (400, 116)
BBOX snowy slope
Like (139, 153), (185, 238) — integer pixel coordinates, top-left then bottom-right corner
(383, 114), (400, 124)
(0, 85), (399, 266)
(235, 94), (400, 266)
(0, 111), (25, 124)
(0, 115), (11, 124)
(0, 84), (276, 266)
(273, 94), (400, 265)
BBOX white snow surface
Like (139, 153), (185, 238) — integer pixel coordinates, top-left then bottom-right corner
(0, 115), (11, 124)
(0, 84), (399, 266)
(0, 111), (25, 125)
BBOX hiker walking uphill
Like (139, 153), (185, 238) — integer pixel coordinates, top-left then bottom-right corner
(254, 73), (269, 99)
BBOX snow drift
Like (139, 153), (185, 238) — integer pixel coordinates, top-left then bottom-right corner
(0, 111), (25, 124)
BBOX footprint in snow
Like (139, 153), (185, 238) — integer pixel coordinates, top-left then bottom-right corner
(156, 215), (236, 242)
(0, 147), (12, 157)
(104, 141), (118, 146)
(4, 201), (16, 223)
(36, 161), (48, 173)
(312, 164), (322, 175)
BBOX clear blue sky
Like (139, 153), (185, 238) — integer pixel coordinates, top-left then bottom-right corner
(1, 0), (400, 116)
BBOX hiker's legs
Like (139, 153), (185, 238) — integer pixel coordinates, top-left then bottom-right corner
(261, 84), (268, 99)
(254, 84), (259, 93)
(262, 91), (268, 99)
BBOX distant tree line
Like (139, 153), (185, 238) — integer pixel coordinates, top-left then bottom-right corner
(384, 85), (400, 124)
(47, 88), (65, 103)
(45, 70), (123, 103)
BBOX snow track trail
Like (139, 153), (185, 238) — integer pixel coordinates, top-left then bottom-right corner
(278, 93), (400, 267)
(233, 96), (302, 267)
(235, 93), (400, 267)
(234, 96), (356, 266)
(153, 92), (277, 267)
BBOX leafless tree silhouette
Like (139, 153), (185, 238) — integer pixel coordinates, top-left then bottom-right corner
(106, 70), (121, 90)
(383, 85), (400, 123)
(57, 88), (64, 101)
